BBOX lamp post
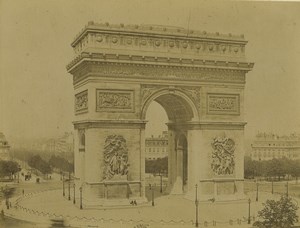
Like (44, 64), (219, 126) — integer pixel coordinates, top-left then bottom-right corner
(160, 174), (163, 193)
(79, 186), (83, 209)
(62, 174), (65, 197)
(195, 184), (199, 227)
(271, 178), (274, 194)
(248, 198), (251, 224)
(68, 172), (71, 201)
(150, 184), (154, 206)
(73, 183), (76, 204)
(256, 181), (259, 202)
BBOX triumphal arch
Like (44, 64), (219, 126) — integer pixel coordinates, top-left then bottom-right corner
(67, 22), (254, 206)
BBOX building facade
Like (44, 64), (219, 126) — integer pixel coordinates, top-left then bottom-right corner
(145, 131), (168, 160)
(250, 133), (300, 160)
(0, 132), (10, 160)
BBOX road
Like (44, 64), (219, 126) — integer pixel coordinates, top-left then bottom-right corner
(0, 170), (62, 227)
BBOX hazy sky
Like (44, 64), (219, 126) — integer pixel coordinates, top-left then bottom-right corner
(1, 0), (300, 141)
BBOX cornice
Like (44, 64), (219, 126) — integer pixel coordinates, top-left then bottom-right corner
(67, 52), (254, 73)
(73, 119), (147, 129)
(167, 121), (247, 130)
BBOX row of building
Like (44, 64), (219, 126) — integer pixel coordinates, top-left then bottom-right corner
(144, 131), (300, 161)
(249, 132), (300, 161)
(2, 130), (300, 161)
(145, 131), (168, 160)
(1, 132), (74, 161)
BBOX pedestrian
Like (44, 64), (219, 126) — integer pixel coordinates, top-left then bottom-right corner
(22, 189), (24, 195)
(0, 209), (4, 220)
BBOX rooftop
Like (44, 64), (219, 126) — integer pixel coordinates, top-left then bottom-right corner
(71, 21), (247, 48)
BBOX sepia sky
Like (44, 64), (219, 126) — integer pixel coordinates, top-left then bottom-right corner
(0, 0), (300, 141)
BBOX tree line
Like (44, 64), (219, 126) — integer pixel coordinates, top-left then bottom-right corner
(244, 156), (300, 181)
(28, 154), (74, 175)
(145, 157), (168, 175)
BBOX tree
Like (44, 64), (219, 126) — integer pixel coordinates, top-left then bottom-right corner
(290, 160), (300, 183)
(254, 195), (299, 228)
(145, 157), (168, 175)
(0, 186), (16, 200)
(48, 155), (73, 172)
(244, 156), (255, 179)
(0, 160), (20, 179)
(28, 155), (52, 175)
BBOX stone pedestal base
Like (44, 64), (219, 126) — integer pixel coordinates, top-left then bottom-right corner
(170, 177), (183, 195)
(81, 180), (145, 207)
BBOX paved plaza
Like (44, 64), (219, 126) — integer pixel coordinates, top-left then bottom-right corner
(2, 187), (291, 228)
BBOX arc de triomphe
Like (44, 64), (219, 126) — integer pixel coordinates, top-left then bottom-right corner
(67, 22), (254, 206)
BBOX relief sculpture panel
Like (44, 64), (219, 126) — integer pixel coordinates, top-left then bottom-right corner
(211, 136), (235, 175)
(103, 135), (129, 180)
(75, 90), (88, 114)
(96, 89), (134, 112)
(207, 93), (240, 115)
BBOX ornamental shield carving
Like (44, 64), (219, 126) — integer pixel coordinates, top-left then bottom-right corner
(211, 137), (235, 175)
(103, 135), (129, 180)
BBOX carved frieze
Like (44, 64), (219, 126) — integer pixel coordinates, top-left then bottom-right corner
(78, 63), (245, 84)
(103, 135), (129, 180)
(96, 89), (134, 112)
(75, 90), (88, 114)
(207, 94), (240, 115)
(211, 136), (235, 175)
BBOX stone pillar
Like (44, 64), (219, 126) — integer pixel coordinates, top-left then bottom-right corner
(168, 128), (176, 190)
(140, 127), (146, 198)
(171, 146), (184, 194)
(185, 129), (202, 200)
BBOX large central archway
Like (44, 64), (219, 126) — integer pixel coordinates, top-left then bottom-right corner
(67, 22), (254, 206)
(142, 89), (199, 196)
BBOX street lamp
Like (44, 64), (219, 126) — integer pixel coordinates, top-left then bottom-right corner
(73, 183), (76, 204)
(256, 181), (259, 202)
(271, 177), (274, 194)
(68, 172), (71, 201)
(160, 174), (163, 193)
(248, 198), (251, 224)
(150, 184), (155, 206)
(79, 186), (83, 209)
(62, 174), (65, 197)
(195, 184), (199, 227)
